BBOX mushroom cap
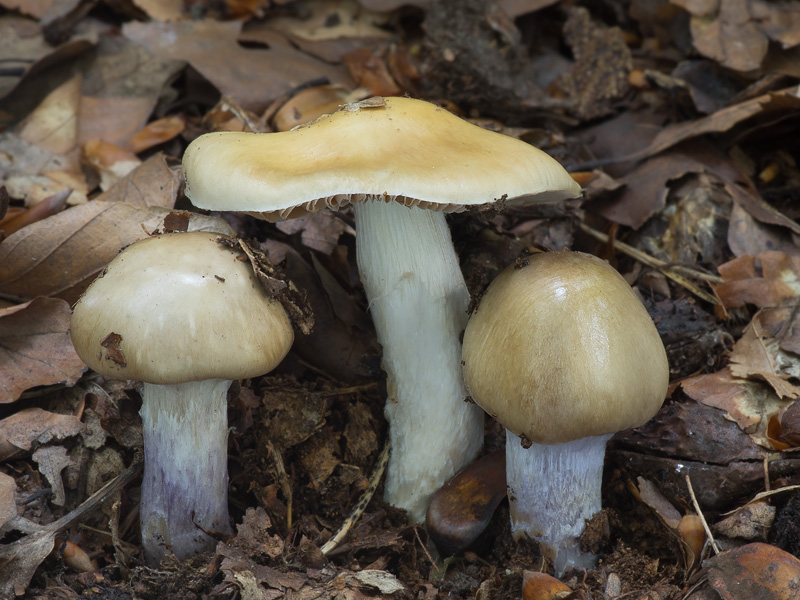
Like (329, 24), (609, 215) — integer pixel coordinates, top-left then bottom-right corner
(182, 96), (581, 222)
(70, 232), (294, 385)
(462, 251), (669, 445)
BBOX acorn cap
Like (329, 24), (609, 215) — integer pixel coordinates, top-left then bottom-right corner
(462, 251), (669, 445)
(70, 232), (294, 385)
(182, 96), (581, 221)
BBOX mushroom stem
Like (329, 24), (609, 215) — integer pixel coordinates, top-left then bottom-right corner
(354, 200), (484, 523)
(506, 430), (613, 576)
(139, 379), (232, 565)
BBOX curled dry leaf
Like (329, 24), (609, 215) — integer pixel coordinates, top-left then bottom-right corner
(0, 298), (85, 403)
(233, 237), (315, 335)
(0, 408), (84, 461)
(125, 115), (186, 154)
(31, 445), (72, 506)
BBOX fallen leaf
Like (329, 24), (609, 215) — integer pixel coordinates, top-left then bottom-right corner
(83, 139), (141, 191)
(0, 198), (232, 304)
(0, 16), (95, 101)
(712, 252), (800, 309)
(682, 368), (792, 448)
(77, 35), (185, 147)
(125, 115), (186, 154)
(729, 316), (800, 400)
(0, 408), (84, 461)
(32, 445), (71, 505)
(0, 471), (17, 530)
(123, 19), (350, 113)
(0, 298), (85, 403)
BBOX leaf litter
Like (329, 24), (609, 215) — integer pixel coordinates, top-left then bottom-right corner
(2, 0), (800, 598)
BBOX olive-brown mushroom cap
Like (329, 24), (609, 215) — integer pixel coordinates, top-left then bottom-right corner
(182, 97), (582, 221)
(70, 232), (294, 385)
(462, 251), (669, 445)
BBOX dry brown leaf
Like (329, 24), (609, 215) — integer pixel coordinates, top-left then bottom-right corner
(626, 87), (800, 164)
(94, 153), (179, 208)
(0, 199), (232, 304)
(83, 139), (141, 191)
(681, 368), (791, 448)
(0, 0), (80, 21)
(750, 1), (800, 49)
(712, 252), (800, 309)
(729, 316), (800, 400)
(132, 0), (183, 21)
(703, 542), (800, 599)
(125, 116), (186, 154)
(0, 471), (17, 530)
(0, 16), (96, 101)
(689, 2), (768, 72)
(0, 298), (85, 403)
(31, 445), (71, 506)
(0, 408), (84, 461)
(123, 19), (350, 113)
(343, 47), (402, 97)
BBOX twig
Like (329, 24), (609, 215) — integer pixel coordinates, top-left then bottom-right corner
(265, 440), (293, 530)
(413, 525), (439, 574)
(321, 438), (390, 555)
(578, 222), (722, 305)
(685, 474), (720, 555)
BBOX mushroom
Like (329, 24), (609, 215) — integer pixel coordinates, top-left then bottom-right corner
(70, 232), (294, 565)
(461, 250), (668, 575)
(182, 97), (581, 522)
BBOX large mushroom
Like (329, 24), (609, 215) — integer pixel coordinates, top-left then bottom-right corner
(182, 97), (581, 522)
(70, 232), (294, 565)
(462, 250), (669, 575)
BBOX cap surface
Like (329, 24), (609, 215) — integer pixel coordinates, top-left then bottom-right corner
(70, 232), (294, 385)
(182, 96), (581, 221)
(462, 251), (669, 445)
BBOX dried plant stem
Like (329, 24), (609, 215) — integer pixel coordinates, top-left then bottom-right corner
(321, 438), (390, 555)
(685, 474), (720, 555)
(578, 222), (722, 305)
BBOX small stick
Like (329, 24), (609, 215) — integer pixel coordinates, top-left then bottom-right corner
(685, 474), (720, 555)
(321, 438), (390, 555)
(578, 222), (722, 305)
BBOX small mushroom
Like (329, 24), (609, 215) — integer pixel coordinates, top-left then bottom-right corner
(182, 96), (581, 522)
(462, 250), (668, 575)
(70, 232), (294, 565)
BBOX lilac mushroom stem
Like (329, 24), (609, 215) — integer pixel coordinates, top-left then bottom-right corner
(506, 430), (612, 575)
(139, 380), (232, 565)
(354, 200), (484, 522)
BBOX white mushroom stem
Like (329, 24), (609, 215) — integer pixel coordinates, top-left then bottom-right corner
(354, 200), (484, 523)
(139, 379), (232, 565)
(506, 430), (613, 576)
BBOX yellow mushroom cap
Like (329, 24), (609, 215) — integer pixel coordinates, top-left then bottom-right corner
(70, 232), (294, 385)
(182, 97), (581, 221)
(462, 251), (669, 445)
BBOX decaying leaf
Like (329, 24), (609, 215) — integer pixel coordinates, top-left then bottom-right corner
(31, 445), (71, 506)
(0, 471), (17, 531)
(681, 368), (792, 448)
(0, 297), (85, 403)
(0, 407), (84, 461)
(123, 19), (349, 113)
(712, 252), (800, 309)
(233, 237), (315, 335)
(729, 315), (800, 400)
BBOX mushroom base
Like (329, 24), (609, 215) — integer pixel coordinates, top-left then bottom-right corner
(354, 200), (484, 523)
(140, 380), (233, 565)
(506, 430), (612, 576)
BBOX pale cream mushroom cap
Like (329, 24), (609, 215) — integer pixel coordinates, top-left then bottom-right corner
(70, 232), (294, 385)
(462, 251), (669, 445)
(182, 96), (582, 220)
